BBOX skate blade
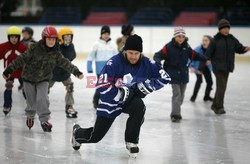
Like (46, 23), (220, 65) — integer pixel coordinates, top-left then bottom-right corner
(128, 153), (138, 159)
(3, 111), (10, 116)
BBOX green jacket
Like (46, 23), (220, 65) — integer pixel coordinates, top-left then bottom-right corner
(4, 40), (81, 83)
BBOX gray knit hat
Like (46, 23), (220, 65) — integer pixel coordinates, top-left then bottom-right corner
(218, 19), (231, 30)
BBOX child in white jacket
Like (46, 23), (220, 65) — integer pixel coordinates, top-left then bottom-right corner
(87, 25), (117, 109)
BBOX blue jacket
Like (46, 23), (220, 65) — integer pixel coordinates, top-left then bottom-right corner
(96, 53), (171, 119)
(52, 43), (76, 81)
(154, 38), (207, 84)
(87, 38), (117, 75)
(190, 45), (212, 74)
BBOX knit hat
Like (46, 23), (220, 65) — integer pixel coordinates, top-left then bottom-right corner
(124, 34), (143, 52)
(101, 25), (110, 35)
(122, 24), (134, 36)
(174, 26), (186, 37)
(218, 19), (231, 30)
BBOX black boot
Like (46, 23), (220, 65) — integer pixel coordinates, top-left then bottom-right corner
(190, 95), (196, 102)
(171, 115), (182, 123)
(203, 96), (213, 101)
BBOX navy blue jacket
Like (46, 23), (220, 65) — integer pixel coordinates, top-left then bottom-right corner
(154, 38), (207, 84)
(96, 53), (171, 119)
(52, 43), (76, 81)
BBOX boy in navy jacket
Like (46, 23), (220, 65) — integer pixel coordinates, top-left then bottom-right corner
(154, 27), (208, 122)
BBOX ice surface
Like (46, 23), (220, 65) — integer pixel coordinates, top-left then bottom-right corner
(0, 59), (250, 164)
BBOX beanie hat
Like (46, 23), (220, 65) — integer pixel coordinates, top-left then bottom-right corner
(174, 26), (186, 37)
(101, 25), (110, 35)
(218, 19), (231, 30)
(124, 34), (143, 52)
(122, 24), (134, 36)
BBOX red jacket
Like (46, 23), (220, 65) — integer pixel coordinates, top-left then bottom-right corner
(0, 41), (27, 78)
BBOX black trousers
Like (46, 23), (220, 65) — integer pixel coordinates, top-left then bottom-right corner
(211, 72), (229, 110)
(191, 66), (213, 99)
(75, 96), (145, 144)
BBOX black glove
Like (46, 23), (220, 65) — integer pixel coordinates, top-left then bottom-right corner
(73, 70), (83, 78)
(119, 86), (134, 104)
(135, 81), (153, 98)
(3, 69), (12, 79)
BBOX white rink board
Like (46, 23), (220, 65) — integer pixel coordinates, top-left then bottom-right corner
(0, 25), (250, 55)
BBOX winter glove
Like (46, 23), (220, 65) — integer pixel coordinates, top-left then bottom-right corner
(3, 68), (12, 79)
(119, 86), (134, 104)
(73, 70), (83, 78)
(135, 80), (153, 98)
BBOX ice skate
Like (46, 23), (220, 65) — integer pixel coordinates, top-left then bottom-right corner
(26, 118), (34, 130)
(126, 142), (139, 158)
(3, 107), (11, 116)
(66, 105), (78, 118)
(71, 124), (81, 150)
(171, 115), (182, 123)
(41, 121), (52, 132)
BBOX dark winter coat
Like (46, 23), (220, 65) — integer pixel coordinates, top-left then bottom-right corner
(202, 32), (246, 73)
(52, 43), (76, 81)
(154, 38), (207, 84)
(4, 40), (80, 83)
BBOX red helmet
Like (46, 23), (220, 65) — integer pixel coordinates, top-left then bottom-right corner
(42, 26), (58, 41)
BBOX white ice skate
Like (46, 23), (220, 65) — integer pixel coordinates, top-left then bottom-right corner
(66, 105), (78, 118)
(126, 142), (139, 158)
(71, 124), (81, 150)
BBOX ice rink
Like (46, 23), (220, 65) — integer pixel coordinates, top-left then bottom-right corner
(0, 58), (250, 164)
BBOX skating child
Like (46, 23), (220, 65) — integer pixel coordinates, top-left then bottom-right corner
(87, 25), (117, 109)
(154, 26), (208, 123)
(0, 26), (27, 115)
(190, 35), (213, 102)
(2, 26), (83, 132)
(21, 26), (36, 48)
(18, 26), (36, 92)
(49, 27), (78, 118)
(199, 19), (250, 114)
(116, 24), (134, 52)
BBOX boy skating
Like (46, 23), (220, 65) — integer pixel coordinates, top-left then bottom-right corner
(49, 27), (78, 118)
(199, 19), (250, 114)
(154, 27), (208, 122)
(2, 26), (83, 132)
(72, 35), (171, 158)
(0, 26), (27, 115)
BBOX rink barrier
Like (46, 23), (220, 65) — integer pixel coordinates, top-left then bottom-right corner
(0, 25), (249, 57)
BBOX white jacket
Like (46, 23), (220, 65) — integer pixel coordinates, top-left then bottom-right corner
(87, 38), (117, 74)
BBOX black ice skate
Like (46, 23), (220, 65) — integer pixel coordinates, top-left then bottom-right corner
(26, 118), (34, 130)
(71, 124), (81, 150)
(171, 115), (182, 123)
(3, 107), (11, 116)
(66, 105), (78, 118)
(126, 142), (139, 158)
(41, 121), (52, 132)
